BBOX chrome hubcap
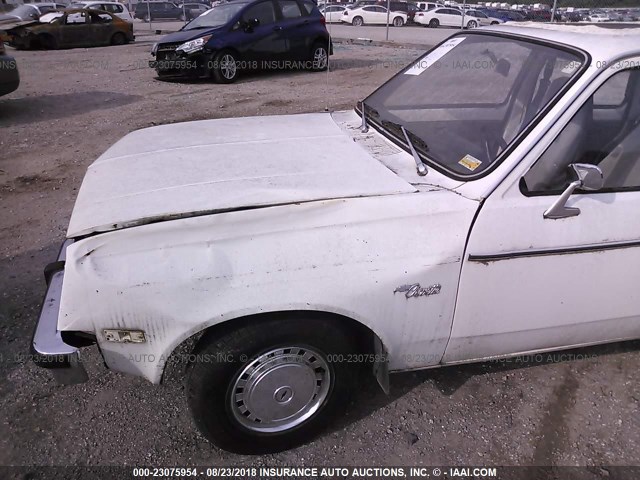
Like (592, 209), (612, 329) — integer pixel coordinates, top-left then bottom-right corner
(220, 54), (236, 79)
(230, 346), (331, 433)
(313, 48), (327, 69)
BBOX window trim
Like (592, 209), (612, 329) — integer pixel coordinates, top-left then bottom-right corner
(520, 63), (640, 197)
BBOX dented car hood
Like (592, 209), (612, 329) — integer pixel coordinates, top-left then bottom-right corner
(67, 113), (417, 237)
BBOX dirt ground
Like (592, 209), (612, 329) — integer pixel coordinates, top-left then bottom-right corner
(0, 40), (639, 471)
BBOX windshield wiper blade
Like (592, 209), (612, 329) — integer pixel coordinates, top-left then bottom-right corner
(401, 126), (428, 177)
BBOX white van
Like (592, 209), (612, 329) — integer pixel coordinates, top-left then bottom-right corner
(69, 1), (134, 21)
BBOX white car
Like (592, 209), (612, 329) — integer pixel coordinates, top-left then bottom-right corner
(416, 1), (439, 11)
(414, 6), (480, 27)
(465, 8), (502, 25)
(589, 13), (609, 22)
(320, 4), (347, 23)
(341, 5), (408, 26)
(68, 1), (134, 21)
(34, 25), (640, 454)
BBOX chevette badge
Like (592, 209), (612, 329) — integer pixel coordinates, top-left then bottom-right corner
(394, 283), (442, 299)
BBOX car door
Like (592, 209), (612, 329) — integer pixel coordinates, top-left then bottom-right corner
(374, 5), (390, 24)
(60, 11), (92, 47)
(444, 8), (462, 26)
(236, 0), (286, 62)
(274, 0), (308, 61)
(88, 11), (114, 45)
(445, 62), (640, 363)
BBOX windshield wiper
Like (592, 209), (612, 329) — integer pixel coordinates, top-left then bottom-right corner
(401, 126), (428, 176)
(360, 107), (429, 176)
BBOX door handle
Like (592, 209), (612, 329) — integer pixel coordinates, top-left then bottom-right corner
(273, 25), (283, 31)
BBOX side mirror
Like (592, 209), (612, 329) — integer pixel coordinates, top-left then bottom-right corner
(243, 18), (259, 31)
(543, 163), (603, 219)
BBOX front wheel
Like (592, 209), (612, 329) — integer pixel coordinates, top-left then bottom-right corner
(111, 32), (126, 45)
(352, 16), (364, 26)
(428, 18), (439, 28)
(466, 20), (477, 28)
(186, 316), (358, 454)
(210, 50), (239, 83)
(393, 16), (404, 26)
(309, 42), (328, 71)
(38, 33), (57, 50)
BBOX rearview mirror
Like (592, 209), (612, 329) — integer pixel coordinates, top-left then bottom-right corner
(494, 58), (510, 78)
(543, 163), (603, 219)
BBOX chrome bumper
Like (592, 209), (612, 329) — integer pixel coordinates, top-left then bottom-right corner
(31, 239), (88, 384)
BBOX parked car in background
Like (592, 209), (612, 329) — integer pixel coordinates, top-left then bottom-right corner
(463, 9), (496, 26)
(0, 39), (19, 97)
(150, 0), (331, 83)
(134, 1), (185, 21)
(589, 13), (609, 22)
(69, 1), (135, 21)
(524, 9), (552, 21)
(563, 10), (584, 22)
(468, 8), (503, 24)
(477, 7), (512, 22)
(5, 9), (134, 49)
(34, 23), (640, 455)
(319, 4), (347, 22)
(0, 3), (66, 26)
(341, 5), (407, 26)
(178, 3), (211, 20)
(414, 7), (478, 28)
(416, 2), (438, 12)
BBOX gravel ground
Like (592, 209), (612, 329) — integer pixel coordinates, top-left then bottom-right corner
(0, 40), (639, 471)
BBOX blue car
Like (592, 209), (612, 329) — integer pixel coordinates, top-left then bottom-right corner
(150, 0), (332, 83)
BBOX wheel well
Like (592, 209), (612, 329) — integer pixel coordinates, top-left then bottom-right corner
(161, 311), (380, 384)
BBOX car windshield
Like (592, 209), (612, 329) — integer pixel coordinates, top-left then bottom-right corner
(183, 2), (246, 29)
(8, 5), (39, 18)
(363, 34), (585, 177)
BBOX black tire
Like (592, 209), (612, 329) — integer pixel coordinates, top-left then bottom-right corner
(309, 41), (328, 72)
(352, 16), (364, 26)
(111, 32), (126, 46)
(38, 33), (57, 50)
(393, 16), (404, 26)
(187, 316), (358, 454)
(428, 18), (439, 28)
(210, 49), (240, 83)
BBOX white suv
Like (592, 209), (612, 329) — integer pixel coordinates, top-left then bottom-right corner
(69, 1), (134, 21)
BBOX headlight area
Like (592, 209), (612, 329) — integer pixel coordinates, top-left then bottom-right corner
(150, 35), (214, 79)
(176, 35), (212, 55)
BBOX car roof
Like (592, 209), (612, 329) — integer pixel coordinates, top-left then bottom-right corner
(482, 23), (640, 62)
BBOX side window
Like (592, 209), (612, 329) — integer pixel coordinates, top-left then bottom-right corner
(278, 0), (302, 18)
(363, 6), (375, 11)
(301, 0), (317, 15)
(594, 70), (631, 107)
(243, 1), (276, 24)
(523, 68), (640, 193)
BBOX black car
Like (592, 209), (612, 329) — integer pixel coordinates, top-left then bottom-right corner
(134, 2), (186, 21)
(0, 40), (19, 97)
(181, 2), (210, 20)
(150, 0), (332, 83)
